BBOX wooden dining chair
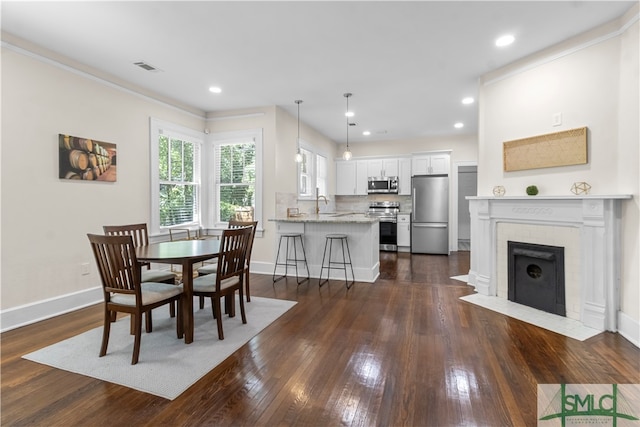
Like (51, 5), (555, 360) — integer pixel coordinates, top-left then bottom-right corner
(103, 223), (178, 319)
(197, 220), (258, 309)
(87, 233), (184, 365)
(191, 226), (252, 340)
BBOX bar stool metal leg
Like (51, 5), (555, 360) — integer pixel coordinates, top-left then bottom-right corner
(273, 233), (310, 284)
(318, 237), (330, 287)
(272, 235), (285, 281)
(319, 234), (354, 289)
(295, 235), (310, 284)
(341, 237), (355, 289)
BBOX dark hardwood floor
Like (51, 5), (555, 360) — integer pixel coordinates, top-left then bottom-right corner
(2, 251), (639, 426)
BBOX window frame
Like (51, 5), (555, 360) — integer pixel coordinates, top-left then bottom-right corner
(208, 128), (263, 229)
(150, 118), (204, 236)
(297, 139), (328, 200)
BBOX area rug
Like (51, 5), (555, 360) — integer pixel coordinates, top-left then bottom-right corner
(23, 296), (297, 400)
(460, 293), (600, 341)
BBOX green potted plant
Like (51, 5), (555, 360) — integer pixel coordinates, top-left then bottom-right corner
(526, 185), (539, 196)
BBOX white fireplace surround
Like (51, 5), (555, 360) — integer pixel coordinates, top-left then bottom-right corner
(467, 195), (631, 332)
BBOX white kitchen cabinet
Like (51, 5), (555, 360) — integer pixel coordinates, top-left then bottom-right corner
(398, 158), (411, 195)
(397, 213), (411, 250)
(367, 158), (398, 177)
(411, 153), (450, 175)
(356, 160), (368, 195)
(336, 161), (356, 195)
(336, 160), (368, 195)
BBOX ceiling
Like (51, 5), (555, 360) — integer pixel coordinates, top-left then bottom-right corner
(1, 1), (636, 144)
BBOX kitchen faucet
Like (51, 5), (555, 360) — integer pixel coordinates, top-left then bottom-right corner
(315, 188), (328, 214)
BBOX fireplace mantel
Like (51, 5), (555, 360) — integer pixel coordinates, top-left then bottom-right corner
(467, 194), (631, 332)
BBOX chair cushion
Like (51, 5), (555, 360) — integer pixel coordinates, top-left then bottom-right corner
(197, 263), (218, 275)
(192, 274), (240, 293)
(111, 282), (183, 306)
(141, 269), (176, 283)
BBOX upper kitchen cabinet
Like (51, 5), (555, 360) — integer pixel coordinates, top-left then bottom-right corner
(411, 153), (450, 175)
(336, 160), (368, 195)
(367, 158), (398, 177)
(398, 157), (411, 195)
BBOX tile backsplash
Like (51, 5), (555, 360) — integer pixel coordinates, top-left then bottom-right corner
(335, 195), (412, 213)
(275, 193), (412, 216)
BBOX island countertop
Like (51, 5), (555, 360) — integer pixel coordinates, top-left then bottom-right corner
(269, 213), (378, 224)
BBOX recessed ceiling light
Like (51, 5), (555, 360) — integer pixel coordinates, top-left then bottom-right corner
(495, 34), (515, 47)
(454, 122), (464, 129)
(362, 131), (371, 136)
(462, 97), (474, 105)
(209, 86), (222, 94)
(345, 111), (354, 118)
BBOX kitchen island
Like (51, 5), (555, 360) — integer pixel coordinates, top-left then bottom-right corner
(270, 213), (379, 283)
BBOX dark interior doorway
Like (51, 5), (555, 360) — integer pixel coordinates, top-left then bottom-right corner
(457, 165), (477, 251)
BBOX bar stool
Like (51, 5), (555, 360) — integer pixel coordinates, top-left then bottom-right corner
(319, 234), (355, 289)
(272, 233), (310, 284)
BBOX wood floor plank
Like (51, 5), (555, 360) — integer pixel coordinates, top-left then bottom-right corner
(2, 251), (639, 426)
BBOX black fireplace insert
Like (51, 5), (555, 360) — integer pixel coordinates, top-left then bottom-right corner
(508, 241), (566, 316)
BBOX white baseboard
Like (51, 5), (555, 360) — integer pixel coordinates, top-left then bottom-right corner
(0, 287), (103, 333)
(618, 310), (640, 348)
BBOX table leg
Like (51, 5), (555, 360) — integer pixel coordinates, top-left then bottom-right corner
(182, 260), (194, 344)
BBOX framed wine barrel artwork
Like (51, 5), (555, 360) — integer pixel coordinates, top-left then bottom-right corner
(59, 134), (117, 182)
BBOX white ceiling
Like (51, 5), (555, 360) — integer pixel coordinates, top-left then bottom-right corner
(1, 1), (636, 144)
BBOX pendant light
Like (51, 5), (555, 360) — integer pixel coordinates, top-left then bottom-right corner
(343, 93), (353, 161)
(295, 100), (303, 163)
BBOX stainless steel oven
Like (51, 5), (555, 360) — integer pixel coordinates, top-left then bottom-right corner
(368, 201), (400, 251)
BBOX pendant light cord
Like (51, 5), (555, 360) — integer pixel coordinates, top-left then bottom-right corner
(343, 93), (352, 160)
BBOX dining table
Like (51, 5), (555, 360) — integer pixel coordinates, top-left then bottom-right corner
(136, 238), (220, 344)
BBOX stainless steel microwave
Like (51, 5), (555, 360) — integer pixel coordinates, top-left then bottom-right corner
(367, 176), (398, 194)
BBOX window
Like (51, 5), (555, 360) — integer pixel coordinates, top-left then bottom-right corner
(316, 153), (327, 197)
(298, 148), (313, 197)
(297, 141), (327, 198)
(150, 118), (203, 235)
(211, 129), (263, 227)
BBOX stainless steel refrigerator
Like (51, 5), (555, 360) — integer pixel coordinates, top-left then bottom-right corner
(411, 175), (449, 254)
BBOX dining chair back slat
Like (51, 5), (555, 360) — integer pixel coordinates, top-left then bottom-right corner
(192, 226), (252, 340)
(87, 233), (183, 364)
(91, 234), (141, 297)
(217, 226), (252, 283)
(103, 223), (177, 319)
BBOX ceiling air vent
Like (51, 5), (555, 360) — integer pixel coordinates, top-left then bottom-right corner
(133, 61), (161, 72)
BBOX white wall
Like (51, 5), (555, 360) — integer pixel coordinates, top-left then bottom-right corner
(0, 45), (205, 319)
(477, 8), (639, 335)
(617, 9), (640, 334)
